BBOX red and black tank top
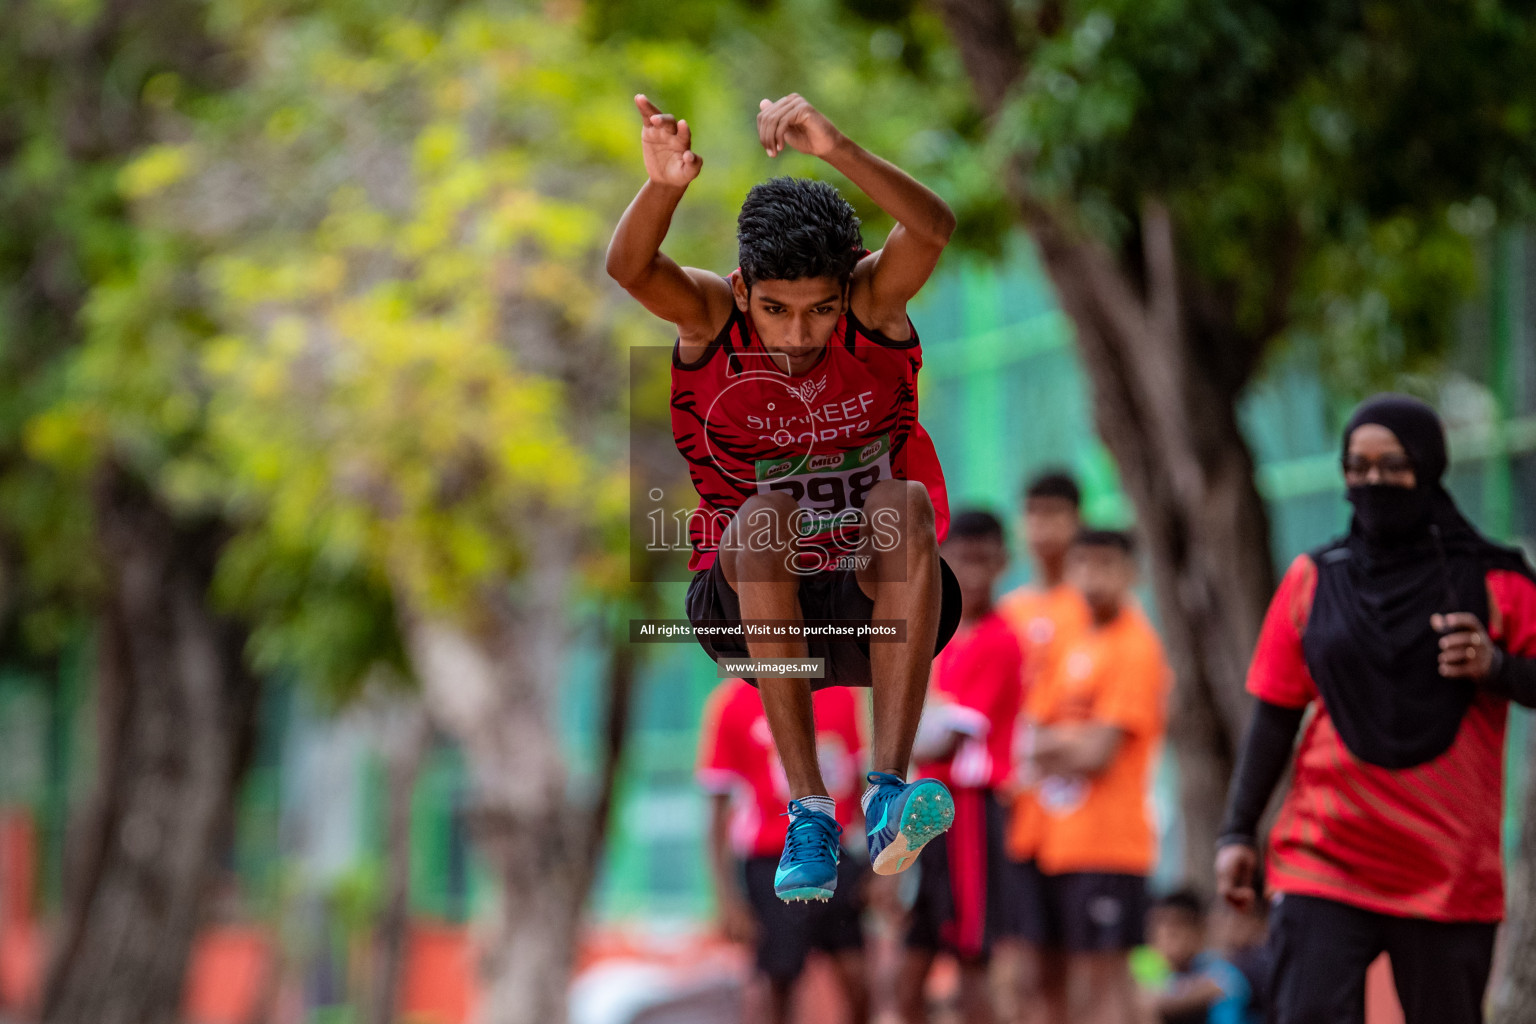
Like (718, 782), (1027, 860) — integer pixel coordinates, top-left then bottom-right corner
(670, 291), (950, 573)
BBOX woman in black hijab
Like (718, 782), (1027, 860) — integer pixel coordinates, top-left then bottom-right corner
(1214, 394), (1536, 1024)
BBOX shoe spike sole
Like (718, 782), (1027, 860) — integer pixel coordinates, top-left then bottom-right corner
(872, 784), (955, 876)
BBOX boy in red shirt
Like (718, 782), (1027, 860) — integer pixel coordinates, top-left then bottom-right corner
(899, 510), (1024, 1024)
(698, 678), (871, 1023)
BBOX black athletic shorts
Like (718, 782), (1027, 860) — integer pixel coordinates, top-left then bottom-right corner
(1000, 860), (1147, 952)
(1268, 892), (1497, 1024)
(685, 556), (962, 689)
(743, 854), (867, 982)
(905, 788), (1008, 964)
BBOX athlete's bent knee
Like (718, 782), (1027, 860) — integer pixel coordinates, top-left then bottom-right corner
(736, 489), (800, 519)
(863, 479), (936, 540)
(722, 490), (801, 579)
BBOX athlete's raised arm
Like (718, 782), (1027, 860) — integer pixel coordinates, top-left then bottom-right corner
(756, 94), (955, 338)
(606, 94), (734, 354)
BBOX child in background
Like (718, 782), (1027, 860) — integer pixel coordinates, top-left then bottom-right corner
(1143, 889), (1254, 1024)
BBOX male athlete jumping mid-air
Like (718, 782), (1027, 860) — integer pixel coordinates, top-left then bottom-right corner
(607, 92), (962, 903)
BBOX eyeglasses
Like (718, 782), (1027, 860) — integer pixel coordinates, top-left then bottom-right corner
(1342, 454), (1415, 480)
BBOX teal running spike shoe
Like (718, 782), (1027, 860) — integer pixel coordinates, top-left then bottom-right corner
(864, 771), (954, 876)
(774, 800), (843, 902)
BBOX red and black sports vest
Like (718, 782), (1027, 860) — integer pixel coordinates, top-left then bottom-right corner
(670, 292), (949, 573)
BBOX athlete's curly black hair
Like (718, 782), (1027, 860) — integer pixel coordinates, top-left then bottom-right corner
(737, 176), (863, 288)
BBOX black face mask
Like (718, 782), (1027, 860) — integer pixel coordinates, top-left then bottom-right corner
(1347, 484), (1432, 543)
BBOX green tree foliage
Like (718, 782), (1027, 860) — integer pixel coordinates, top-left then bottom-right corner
(11, 8), (766, 1012)
(25, 3), (762, 699)
(600, 0), (1536, 395)
(0, 0), (1041, 696)
(987, 0), (1536, 391)
(588, 0), (1010, 253)
(0, 0), (239, 657)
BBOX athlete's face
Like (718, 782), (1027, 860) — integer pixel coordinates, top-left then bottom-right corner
(941, 534), (1008, 616)
(732, 273), (848, 376)
(1023, 496), (1080, 569)
(1066, 543), (1135, 623)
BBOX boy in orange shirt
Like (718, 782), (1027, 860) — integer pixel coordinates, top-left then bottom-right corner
(997, 472), (1091, 685)
(1011, 529), (1170, 1024)
(995, 472), (1091, 1023)
(996, 473), (1092, 861)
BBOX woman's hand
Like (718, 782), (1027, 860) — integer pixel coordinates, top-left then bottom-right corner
(757, 94), (843, 159)
(635, 94), (701, 188)
(1432, 612), (1497, 680)
(1215, 842), (1259, 912)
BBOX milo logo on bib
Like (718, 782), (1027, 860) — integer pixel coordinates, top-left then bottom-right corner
(754, 434), (893, 539)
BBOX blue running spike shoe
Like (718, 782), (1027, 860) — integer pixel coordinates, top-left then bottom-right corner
(864, 771), (954, 876)
(775, 800), (843, 902)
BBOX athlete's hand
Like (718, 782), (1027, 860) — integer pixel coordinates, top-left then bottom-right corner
(635, 94), (701, 188)
(1432, 612), (1497, 680)
(1215, 842), (1259, 912)
(757, 94), (843, 159)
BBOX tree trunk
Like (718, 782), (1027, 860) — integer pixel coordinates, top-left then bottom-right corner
(1025, 205), (1277, 883)
(41, 464), (261, 1024)
(398, 514), (643, 1024)
(366, 702), (431, 1024)
(934, 0), (1281, 886)
(1492, 720), (1536, 1022)
(399, 518), (594, 1024)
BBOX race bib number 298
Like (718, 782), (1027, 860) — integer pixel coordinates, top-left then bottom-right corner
(754, 435), (892, 538)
